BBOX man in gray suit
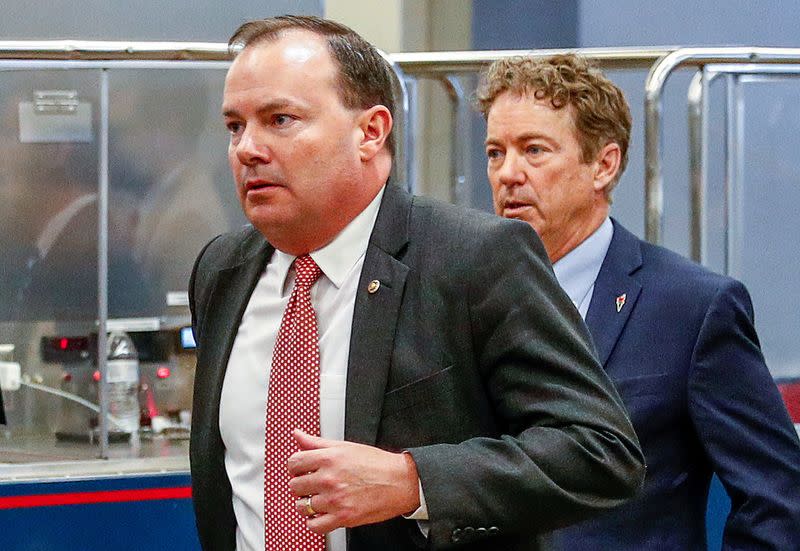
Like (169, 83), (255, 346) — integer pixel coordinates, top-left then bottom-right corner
(189, 16), (644, 551)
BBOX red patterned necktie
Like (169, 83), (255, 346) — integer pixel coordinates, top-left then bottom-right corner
(264, 254), (325, 551)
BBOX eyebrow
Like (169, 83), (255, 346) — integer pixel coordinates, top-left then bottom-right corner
(485, 132), (551, 146)
(222, 98), (303, 119)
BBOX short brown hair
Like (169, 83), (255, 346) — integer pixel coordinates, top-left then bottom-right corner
(229, 15), (396, 155)
(477, 54), (631, 195)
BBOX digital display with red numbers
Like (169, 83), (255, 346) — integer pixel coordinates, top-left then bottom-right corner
(41, 336), (91, 363)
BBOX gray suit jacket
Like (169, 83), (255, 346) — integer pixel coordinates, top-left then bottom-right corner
(189, 184), (645, 550)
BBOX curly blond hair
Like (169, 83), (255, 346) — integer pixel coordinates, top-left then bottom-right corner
(477, 54), (631, 195)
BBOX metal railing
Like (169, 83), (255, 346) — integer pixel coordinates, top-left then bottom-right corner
(0, 40), (230, 60)
(0, 42), (672, 205)
(390, 47), (672, 204)
(644, 47), (800, 252)
(3, 41), (800, 458)
(0, 42), (666, 460)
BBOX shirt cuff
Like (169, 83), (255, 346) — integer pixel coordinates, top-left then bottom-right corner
(402, 478), (429, 520)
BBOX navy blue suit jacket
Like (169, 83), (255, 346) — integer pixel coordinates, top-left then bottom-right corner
(549, 220), (800, 550)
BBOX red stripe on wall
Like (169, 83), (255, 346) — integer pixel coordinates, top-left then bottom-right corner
(778, 382), (800, 423)
(0, 486), (192, 509)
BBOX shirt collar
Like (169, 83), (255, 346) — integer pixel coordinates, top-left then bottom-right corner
(552, 217), (613, 310)
(272, 185), (386, 291)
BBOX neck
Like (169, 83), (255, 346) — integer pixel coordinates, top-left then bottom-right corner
(546, 207), (608, 263)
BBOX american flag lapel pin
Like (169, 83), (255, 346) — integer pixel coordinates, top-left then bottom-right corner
(615, 293), (627, 313)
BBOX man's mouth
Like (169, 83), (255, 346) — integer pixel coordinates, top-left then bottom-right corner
(502, 201), (532, 217)
(244, 179), (281, 192)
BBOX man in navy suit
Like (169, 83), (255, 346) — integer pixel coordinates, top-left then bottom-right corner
(480, 53), (800, 549)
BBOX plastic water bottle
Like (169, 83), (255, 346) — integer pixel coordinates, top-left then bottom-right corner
(106, 331), (140, 435)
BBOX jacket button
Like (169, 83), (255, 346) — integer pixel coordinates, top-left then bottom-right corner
(488, 526), (500, 536)
(463, 527), (475, 539)
(476, 527), (487, 537)
(451, 528), (462, 542)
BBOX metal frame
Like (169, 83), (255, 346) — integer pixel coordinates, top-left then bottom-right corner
(8, 41), (800, 461)
(644, 47), (800, 248)
(0, 42), (673, 202)
(687, 62), (800, 265)
(391, 47), (671, 202)
(0, 43), (672, 460)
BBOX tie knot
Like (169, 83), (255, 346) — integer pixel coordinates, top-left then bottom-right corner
(294, 255), (322, 289)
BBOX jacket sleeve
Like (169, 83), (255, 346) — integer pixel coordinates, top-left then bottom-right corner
(688, 279), (800, 550)
(408, 219), (645, 548)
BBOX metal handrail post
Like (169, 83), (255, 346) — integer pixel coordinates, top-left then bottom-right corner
(440, 75), (471, 205)
(687, 70), (705, 263)
(403, 76), (420, 193)
(381, 51), (411, 190)
(97, 69), (110, 458)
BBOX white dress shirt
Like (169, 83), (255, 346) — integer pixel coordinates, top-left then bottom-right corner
(552, 217), (614, 320)
(219, 187), (385, 551)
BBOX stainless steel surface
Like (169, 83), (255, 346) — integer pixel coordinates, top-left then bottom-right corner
(440, 76), (470, 205)
(0, 318), (194, 469)
(0, 42), (673, 70)
(727, 75), (745, 280)
(384, 54), (410, 190)
(689, 63), (800, 265)
(644, 47), (800, 244)
(403, 77), (420, 194)
(391, 47), (674, 74)
(723, 75), (734, 276)
(687, 71), (705, 263)
(32, 89), (79, 113)
(98, 69), (110, 458)
(0, 41), (230, 61)
(0, 435), (189, 481)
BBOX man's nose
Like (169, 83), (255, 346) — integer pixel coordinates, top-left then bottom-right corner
(235, 128), (271, 166)
(495, 151), (526, 187)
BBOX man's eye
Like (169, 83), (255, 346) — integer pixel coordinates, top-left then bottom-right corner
(273, 114), (293, 126)
(526, 145), (543, 155)
(486, 148), (502, 160)
(226, 122), (242, 135)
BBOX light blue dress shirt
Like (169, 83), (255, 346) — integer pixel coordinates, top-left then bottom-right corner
(552, 217), (614, 320)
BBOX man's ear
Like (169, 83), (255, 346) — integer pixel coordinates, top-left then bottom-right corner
(357, 105), (392, 161)
(593, 142), (622, 193)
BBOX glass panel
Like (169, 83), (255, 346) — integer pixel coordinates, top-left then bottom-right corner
(0, 69), (103, 460)
(737, 79), (800, 380)
(0, 64), (248, 468)
(108, 68), (246, 319)
(0, 71), (100, 322)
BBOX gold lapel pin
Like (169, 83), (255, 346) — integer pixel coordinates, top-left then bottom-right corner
(615, 293), (627, 313)
(367, 280), (380, 294)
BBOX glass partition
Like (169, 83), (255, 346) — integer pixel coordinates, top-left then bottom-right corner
(107, 68), (244, 319)
(731, 78), (800, 380)
(0, 69), (104, 463)
(0, 62), (245, 469)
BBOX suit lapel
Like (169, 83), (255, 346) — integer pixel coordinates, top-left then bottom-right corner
(200, 237), (273, 439)
(345, 184), (411, 446)
(585, 220), (643, 366)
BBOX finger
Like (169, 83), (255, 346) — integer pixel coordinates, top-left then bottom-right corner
(286, 447), (329, 477)
(288, 470), (324, 497)
(306, 512), (342, 535)
(295, 495), (324, 517)
(293, 429), (341, 451)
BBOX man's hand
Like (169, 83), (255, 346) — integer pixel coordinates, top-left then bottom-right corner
(287, 430), (421, 534)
